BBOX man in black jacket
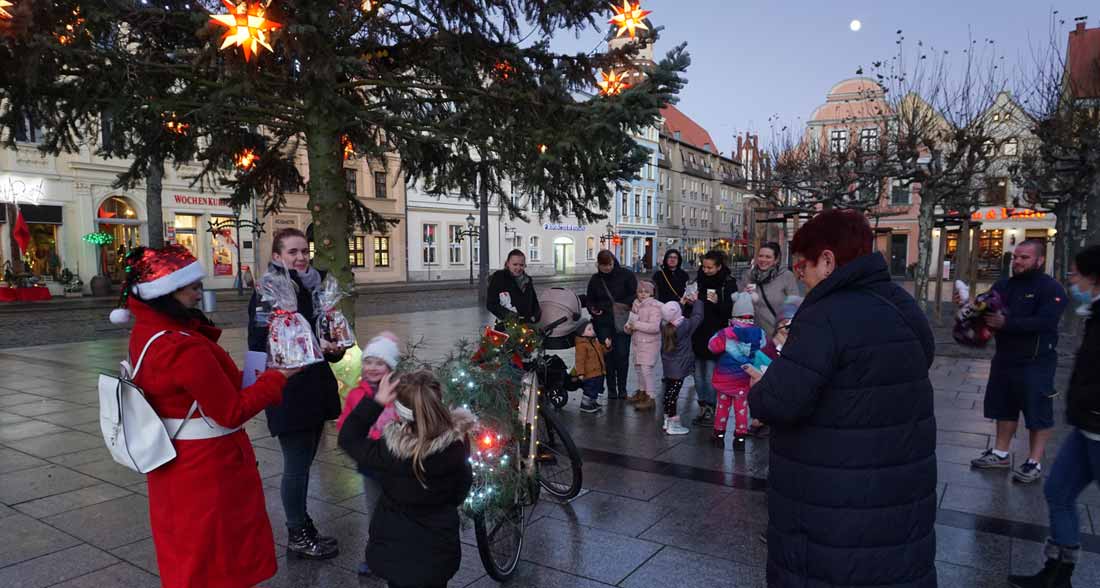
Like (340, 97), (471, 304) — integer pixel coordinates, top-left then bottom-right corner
(964, 240), (1067, 484)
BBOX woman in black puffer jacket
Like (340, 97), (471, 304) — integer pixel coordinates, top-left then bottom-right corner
(248, 228), (346, 560)
(748, 210), (936, 588)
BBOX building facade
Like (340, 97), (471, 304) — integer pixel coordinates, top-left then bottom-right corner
(611, 125), (662, 271)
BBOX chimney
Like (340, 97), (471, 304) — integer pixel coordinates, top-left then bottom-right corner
(1076, 17), (1089, 33)
(737, 135), (743, 152)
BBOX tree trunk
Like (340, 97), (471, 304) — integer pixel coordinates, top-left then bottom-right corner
(1085, 174), (1100, 244)
(304, 105), (354, 319)
(934, 222), (948, 324)
(477, 168), (490, 307)
(914, 200), (937, 312)
(956, 217), (971, 286)
(146, 155), (166, 248)
(1052, 201), (1071, 282)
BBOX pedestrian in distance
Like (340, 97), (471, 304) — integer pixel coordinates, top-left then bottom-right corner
(653, 248), (690, 307)
(962, 239), (1068, 483)
(689, 249), (738, 426)
(1008, 244), (1100, 588)
(110, 244), (299, 588)
(248, 228), (348, 560)
(624, 280), (662, 411)
(335, 332), (401, 576)
(748, 209), (937, 587)
(585, 250), (637, 399)
(338, 371), (475, 588)
(707, 292), (769, 450)
(659, 292), (705, 435)
(486, 249), (541, 325)
(574, 320), (611, 414)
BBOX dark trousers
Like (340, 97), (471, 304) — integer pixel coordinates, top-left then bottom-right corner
(278, 425), (324, 530)
(604, 332), (632, 398)
(581, 376), (605, 400)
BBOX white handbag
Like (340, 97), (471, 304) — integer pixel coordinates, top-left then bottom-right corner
(98, 331), (199, 474)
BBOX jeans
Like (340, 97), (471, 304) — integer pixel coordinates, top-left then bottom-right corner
(581, 376), (605, 400)
(694, 359), (717, 407)
(1044, 429), (1100, 547)
(278, 425), (325, 530)
(604, 333), (632, 397)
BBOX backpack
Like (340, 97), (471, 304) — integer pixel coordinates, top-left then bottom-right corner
(98, 331), (199, 473)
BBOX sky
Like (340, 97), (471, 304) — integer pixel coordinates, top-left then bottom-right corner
(549, 0), (1097, 155)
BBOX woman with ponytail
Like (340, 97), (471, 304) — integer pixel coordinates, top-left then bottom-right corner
(338, 370), (475, 588)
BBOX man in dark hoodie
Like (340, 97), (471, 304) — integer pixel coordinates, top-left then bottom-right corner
(690, 249), (738, 425)
(586, 250), (638, 399)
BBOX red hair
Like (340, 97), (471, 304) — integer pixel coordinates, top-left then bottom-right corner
(790, 209), (874, 267)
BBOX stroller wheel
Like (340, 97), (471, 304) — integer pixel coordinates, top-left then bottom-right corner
(549, 389), (569, 410)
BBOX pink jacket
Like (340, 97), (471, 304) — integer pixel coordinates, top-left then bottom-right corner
(629, 297), (664, 366)
(336, 380), (398, 440)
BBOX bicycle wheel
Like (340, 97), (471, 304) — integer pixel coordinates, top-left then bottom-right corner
(534, 406), (583, 499)
(473, 497), (527, 581)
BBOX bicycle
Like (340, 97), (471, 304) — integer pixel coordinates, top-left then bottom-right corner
(472, 317), (584, 581)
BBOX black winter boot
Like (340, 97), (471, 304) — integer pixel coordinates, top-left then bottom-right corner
(287, 526), (339, 560)
(304, 517), (338, 548)
(1008, 541), (1078, 588)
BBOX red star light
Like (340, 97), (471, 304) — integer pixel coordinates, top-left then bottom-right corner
(609, 1), (651, 39)
(210, 0), (283, 62)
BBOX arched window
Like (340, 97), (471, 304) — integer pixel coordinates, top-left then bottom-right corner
(586, 237), (596, 260)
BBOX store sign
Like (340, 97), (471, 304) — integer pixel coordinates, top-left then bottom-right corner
(971, 207), (1047, 221)
(0, 175), (46, 205)
(173, 194), (233, 209)
(618, 229), (657, 237)
(544, 223), (586, 232)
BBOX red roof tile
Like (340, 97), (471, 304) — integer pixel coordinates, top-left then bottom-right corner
(661, 105), (716, 152)
(1067, 22), (1100, 99)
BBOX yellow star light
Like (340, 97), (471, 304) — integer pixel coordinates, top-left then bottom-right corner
(0, 0), (14, 20)
(235, 148), (258, 170)
(597, 69), (630, 96)
(210, 0), (283, 62)
(609, 1), (651, 39)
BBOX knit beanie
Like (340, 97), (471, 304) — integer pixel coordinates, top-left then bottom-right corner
(780, 296), (803, 322)
(660, 301), (683, 325)
(732, 292), (755, 318)
(362, 332), (400, 369)
(637, 280), (655, 296)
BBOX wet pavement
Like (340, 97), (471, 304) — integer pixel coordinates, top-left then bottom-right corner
(0, 301), (1098, 587)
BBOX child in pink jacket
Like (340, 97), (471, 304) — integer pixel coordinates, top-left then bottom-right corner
(625, 280), (663, 411)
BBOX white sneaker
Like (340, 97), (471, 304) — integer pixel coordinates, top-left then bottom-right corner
(662, 416), (668, 432)
(665, 416), (689, 435)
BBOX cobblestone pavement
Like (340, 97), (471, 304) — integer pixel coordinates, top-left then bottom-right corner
(0, 303), (1098, 587)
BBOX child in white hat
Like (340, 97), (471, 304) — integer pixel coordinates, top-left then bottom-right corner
(706, 292), (769, 449)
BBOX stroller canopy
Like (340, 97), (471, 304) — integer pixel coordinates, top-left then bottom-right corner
(538, 287), (583, 350)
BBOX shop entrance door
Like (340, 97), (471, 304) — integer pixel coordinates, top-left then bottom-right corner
(889, 234), (909, 277)
(553, 237), (574, 274)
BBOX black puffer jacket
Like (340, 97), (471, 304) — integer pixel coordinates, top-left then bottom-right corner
(248, 264), (343, 436)
(585, 256), (638, 340)
(653, 250), (690, 304)
(1068, 300), (1100, 434)
(690, 266), (738, 359)
(486, 269), (541, 323)
(338, 399), (474, 588)
(748, 253), (937, 588)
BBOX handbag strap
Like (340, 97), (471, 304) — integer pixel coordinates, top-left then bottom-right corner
(756, 282), (778, 323)
(598, 276), (616, 306)
(127, 330), (201, 439)
(660, 270), (682, 299)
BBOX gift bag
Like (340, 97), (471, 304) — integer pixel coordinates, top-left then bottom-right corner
(260, 271), (325, 369)
(314, 273), (356, 349)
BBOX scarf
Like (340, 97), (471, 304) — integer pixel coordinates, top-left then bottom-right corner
(750, 264), (782, 286)
(297, 266), (322, 291)
(513, 272), (531, 292)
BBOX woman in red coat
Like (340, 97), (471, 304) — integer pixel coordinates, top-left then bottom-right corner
(110, 245), (296, 588)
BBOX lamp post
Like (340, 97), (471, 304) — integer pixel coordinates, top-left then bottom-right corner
(207, 208), (265, 296)
(457, 213), (480, 285)
(601, 222), (616, 247)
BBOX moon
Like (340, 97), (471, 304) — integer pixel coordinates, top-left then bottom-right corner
(850, 19), (862, 32)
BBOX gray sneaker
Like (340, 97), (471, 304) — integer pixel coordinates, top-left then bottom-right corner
(970, 449), (1011, 469)
(1013, 461), (1043, 484)
(579, 399), (601, 414)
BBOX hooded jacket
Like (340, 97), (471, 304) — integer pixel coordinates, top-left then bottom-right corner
(338, 399), (475, 588)
(748, 252), (936, 588)
(653, 250), (690, 304)
(661, 299), (706, 380)
(628, 297), (665, 366)
(585, 255), (638, 339)
(1068, 299), (1100, 434)
(690, 265), (738, 359)
(248, 263), (345, 436)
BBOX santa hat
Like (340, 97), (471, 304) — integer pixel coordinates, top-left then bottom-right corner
(363, 332), (400, 370)
(109, 245), (206, 325)
(660, 301), (684, 326)
(732, 292), (755, 318)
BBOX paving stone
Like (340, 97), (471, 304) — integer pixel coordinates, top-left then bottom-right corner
(937, 443), (990, 466)
(639, 499), (768, 567)
(110, 538), (158, 576)
(0, 448), (48, 475)
(49, 562), (161, 588)
(536, 490), (670, 537)
(464, 560), (613, 588)
(935, 560), (1007, 587)
(520, 517), (662, 585)
(1011, 538), (1100, 585)
(262, 487), (353, 547)
(13, 482), (132, 519)
(936, 431), (991, 450)
(647, 478), (735, 513)
(0, 410), (30, 425)
(5, 399), (88, 417)
(43, 494), (152, 550)
(0, 543), (117, 588)
(620, 546), (766, 588)
(941, 482), (1091, 532)
(934, 524), (1010, 573)
(0, 464), (100, 504)
(48, 447), (111, 468)
(33, 407), (102, 427)
(70, 458), (148, 487)
(578, 462), (678, 501)
(0, 513), (83, 568)
(0, 419), (67, 442)
(4, 431), (105, 459)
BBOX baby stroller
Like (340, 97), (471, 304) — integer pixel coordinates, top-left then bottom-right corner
(536, 288), (586, 409)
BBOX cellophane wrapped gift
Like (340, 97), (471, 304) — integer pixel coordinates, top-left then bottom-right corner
(314, 273), (355, 349)
(260, 271), (325, 369)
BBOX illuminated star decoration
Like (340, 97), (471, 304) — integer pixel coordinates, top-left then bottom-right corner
(164, 115), (190, 135)
(361, 0), (375, 11)
(0, 0), (13, 20)
(609, 0), (651, 39)
(235, 148), (258, 170)
(210, 0), (283, 62)
(342, 136), (355, 159)
(597, 69), (630, 96)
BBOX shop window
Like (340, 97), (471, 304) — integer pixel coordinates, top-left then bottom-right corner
(210, 216), (237, 278)
(373, 236), (390, 268)
(422, 224), (438, 265)
(349, 235), (366, 268)
(174, 214), (201, 258)
(24, 224), (61, 279)
(97, 197), (142, 283)
(345, 169), (358, 196)
(528, 236), (541, 261)
(448, 225), (463, 264)
(374, 171), (387, 199)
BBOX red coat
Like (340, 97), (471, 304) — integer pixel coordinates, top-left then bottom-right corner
(127, 299), (286, 588)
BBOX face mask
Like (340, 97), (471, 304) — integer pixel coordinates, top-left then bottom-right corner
(1071, 283), (1094, 306)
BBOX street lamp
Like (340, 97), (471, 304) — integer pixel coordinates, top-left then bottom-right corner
(207, 208), (265, 296)
(601, 222), (616, 246)
(680, 225), (688, 249)
(456, 213), (480, 285)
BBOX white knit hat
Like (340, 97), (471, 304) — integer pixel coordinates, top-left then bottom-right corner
(362, 332), (400, 369)
(732, 292), (755, 318)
